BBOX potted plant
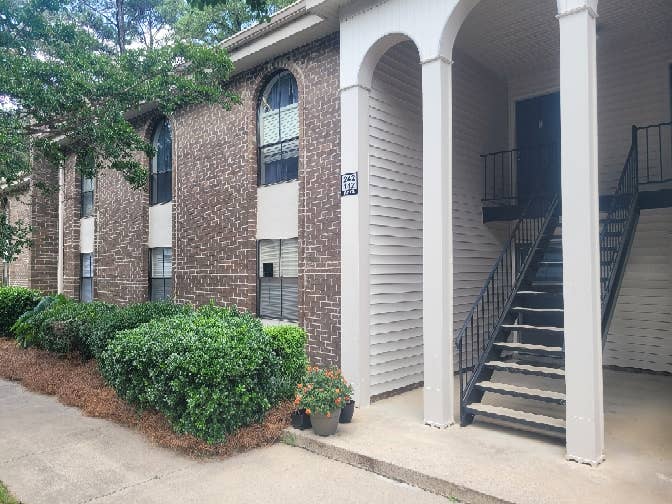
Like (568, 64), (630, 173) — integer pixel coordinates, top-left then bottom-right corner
(295, 367), (349, 436)
(290, 408), (312, 430)
(337, 374), (355, 423)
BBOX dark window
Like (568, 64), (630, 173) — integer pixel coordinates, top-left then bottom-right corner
(257, 238), (298, 321)
(258, 71), (299, 185)
(150, 120), (172, 205)
(149, 247), (172, 301)
(81, 176), (94, 218)
(80, 253), (93, 302)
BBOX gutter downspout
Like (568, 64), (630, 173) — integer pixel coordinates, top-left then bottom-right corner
(57, 166), (64, 294)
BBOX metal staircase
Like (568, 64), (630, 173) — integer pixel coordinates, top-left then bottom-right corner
(457, 127), (642, 436)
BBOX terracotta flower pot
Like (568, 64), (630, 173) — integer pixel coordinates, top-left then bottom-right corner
(291, 408), (312, 430)
(310, 409), (341, 436)
(339, 400), (355, 423)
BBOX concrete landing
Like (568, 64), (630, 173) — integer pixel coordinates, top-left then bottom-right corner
(283, 368), (672, 504)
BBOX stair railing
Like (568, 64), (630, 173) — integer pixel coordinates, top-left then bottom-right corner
(600, 126), (641, 342)
(456, 194), (559, 425)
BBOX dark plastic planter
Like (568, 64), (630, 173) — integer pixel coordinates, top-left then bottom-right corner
(311, 409), (341, 436)
(291, 409), (312, 430)
(339, 400), (355, 423)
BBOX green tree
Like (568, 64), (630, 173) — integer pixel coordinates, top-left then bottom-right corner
(177, 0), (296, 45)
(1, 198), (32, 284)
(0, 0), (292, 264)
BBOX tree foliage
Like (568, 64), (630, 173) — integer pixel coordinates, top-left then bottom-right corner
(0, 202), (32, 265)
(0, 0), (292, 264)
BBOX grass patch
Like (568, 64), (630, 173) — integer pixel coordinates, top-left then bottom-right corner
(0, 339), (292, 457)
(0, 481), (21, 504)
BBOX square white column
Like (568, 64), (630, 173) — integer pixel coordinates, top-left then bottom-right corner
(340, 84), (371, 406)
(421, 57), (454, 427)
(558, 3), (605, 465)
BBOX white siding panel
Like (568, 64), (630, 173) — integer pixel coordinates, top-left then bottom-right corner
(605, 209), (672, 373)
(369, 42), (423, 396)
(452, 50), (508, 346)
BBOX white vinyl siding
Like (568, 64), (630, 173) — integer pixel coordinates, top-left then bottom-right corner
(452, 50), (509, 345)
(368, 42), (423, 397)
(605, 209), (672, 373)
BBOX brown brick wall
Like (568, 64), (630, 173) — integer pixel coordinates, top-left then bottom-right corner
(58, 34), (342, 365)
(94, 163), (150, 305)
(29, 160), (59, 293)
(173, 33), (341, 365)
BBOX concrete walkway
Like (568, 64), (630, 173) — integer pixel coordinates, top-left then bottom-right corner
(0, 380), (450, 504)
(285, 369), (672, 504)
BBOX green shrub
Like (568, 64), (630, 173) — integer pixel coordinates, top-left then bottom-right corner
(11, 294), (67, 348)
(99, 305), (281, 443)
(84, 301), (193, 359)
(0, 286), (42, 336)
(38, 301), (117, 356)
(263, 325), (308, 400)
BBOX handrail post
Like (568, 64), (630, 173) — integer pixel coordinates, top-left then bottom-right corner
(631, 125), (638, 192)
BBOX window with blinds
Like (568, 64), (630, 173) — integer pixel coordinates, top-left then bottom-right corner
(258, 238), (298, 321)
(80, 253), (93, 302)
(81, 176), (94, 218)
(149, 247), (172, 301)
(150, 119), (172, 205)
(258, 71), (299, 185)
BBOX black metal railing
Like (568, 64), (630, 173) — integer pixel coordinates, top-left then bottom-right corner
(482, 143), (560, 205)
(600, 126), (640, 342)
(635, 121), (672, 186)
(456, 194), (559, 424)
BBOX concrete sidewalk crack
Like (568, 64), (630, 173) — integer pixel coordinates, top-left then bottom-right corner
(79, 466), (192, 504)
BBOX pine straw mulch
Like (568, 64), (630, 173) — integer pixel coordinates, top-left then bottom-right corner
(0, 338), (292, 458)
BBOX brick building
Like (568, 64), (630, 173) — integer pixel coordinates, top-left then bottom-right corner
(55, 8), (342, 367)
(11, 0), (672, 465)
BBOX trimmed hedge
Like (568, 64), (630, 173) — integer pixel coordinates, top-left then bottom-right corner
(36, 300), (117, 356)
(11, 297), (192, 359)
(0, 286), (42, 335)
(99, 305), (282, 443)
(84, 301), (193, 359)
(263, 325), (308, 400)
(12, 294), (67, 348)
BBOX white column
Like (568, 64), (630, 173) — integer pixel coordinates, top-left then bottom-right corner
(421, 56), (454, 427)
(557, 1), (604, 465)
(340, 84), (371, 406)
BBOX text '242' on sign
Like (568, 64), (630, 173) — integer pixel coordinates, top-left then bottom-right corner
(341, 172), (358, 196)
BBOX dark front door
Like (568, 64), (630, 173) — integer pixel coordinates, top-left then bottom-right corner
(515, 92), (561, 202)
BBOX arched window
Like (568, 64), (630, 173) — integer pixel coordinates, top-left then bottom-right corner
(150, 119), (172, 205)
(258, 71), (299, 185)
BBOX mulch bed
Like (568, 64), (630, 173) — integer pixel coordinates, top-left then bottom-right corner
(0, 338), (292, 457)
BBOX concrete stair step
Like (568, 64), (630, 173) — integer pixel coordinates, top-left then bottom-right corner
(501, 324), (564, 334)
(493, 341), (563, 357)
(485, 360), (565, 379)
(511, 306), (563, 313)
(465, 403), (566, 433)
(475, 380), (566, 404)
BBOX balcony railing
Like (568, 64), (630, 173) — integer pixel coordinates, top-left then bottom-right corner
(481, 143), (560, 206)
(635, 121), (672, 186)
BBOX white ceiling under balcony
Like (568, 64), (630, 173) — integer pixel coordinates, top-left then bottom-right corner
(454, 0), (672, 80)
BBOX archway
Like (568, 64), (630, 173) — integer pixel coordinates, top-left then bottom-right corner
(366, 40), (425, 401)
